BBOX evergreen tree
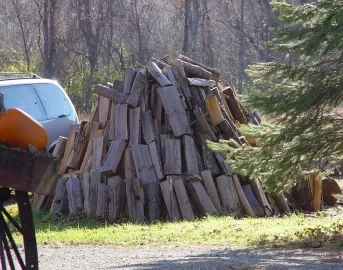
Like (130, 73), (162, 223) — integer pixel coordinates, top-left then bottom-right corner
(219, 0), (343, 191)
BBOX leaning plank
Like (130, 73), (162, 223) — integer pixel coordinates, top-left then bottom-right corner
(92, 136), (106, 171)
(186, 181), (218, 216)
(164, 139), (182, 175)
(144, 181), (162, 222)
(79, 122), (100, 172)
(215, 153), (232, 175)
(148, 141), (164, 180)
(87, 170), (101, 216)
(205, 94), (225, 126)
(165, 66), (187, 110)
(242, 184), (265, 217)
(52, 136), (68, 159)
(114, 104), (129, 141)
(146, 61), (172, 87)
(60, 125), (78, 175)
(161, 178), (182, 221)
(66, 177), (83, 214)
(193, 106), (217, 141)
(131, 144), (157, 185)
(96, 183), (110, 218)
(141, 111), (156, 144)
(157, 86), (192, 137)
(108, 101), (116, 141)
(271, 193), (291, 213)
(218, 120), (241, 144)
(50, 177), (69, 214)
(201, 170), (222, 214)
(216, 175), (244, 216)
(107, 176), (122, 222)
(187, 78), (215, 87)
(123, 68), (137, 95)
(170, 60), (192, 109)
(173, 178), (195, 221)
(233, 175), (256, 216)
(183, 135), (199, 174)
(126, 177), (145, 223)
(100, 140), (127, 175)
(82, 172), (91, 213)
(94, 84), (128, 104)
(250, 179), (273, 216)
(129, 107), (141, 145)
(223, 86), (247, 124)
(98, 96), (111, 128)
(127, 71), (146, 107)
(181, 60), (212, 80)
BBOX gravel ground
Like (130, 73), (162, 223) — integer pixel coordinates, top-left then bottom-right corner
(24, 245), (343, 270)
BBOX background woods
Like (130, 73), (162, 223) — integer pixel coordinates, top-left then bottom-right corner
(0, 0), (307, 111)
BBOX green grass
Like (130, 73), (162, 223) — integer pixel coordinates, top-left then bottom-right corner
(7, 205), (343, 248)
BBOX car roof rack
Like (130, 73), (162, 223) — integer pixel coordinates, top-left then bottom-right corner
(0, 72), (41, 81)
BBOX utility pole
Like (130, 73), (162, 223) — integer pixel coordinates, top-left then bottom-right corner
(238, 0), (244, 94)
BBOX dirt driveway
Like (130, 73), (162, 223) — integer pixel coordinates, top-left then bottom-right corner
(34, 245), (343, 270)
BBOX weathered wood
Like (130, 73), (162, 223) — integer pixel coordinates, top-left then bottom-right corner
(127, 71), (146, 107)
(113, 80), (124, 92)
(144, 181), (162, 222)
(131, 144), (157, 185)
(201, 170), (222, 214)
(183, 135), (199, 174)
(92, 136), (106, 171)
(148, 141), (164, 180)
(179, 54), (221, 81)
(223, 86), (247, 124)
(250, 178), (273, 216)
(164, 139), (181, 175)
(100, 140), (127, 175)
(161, 178), (182, 221)
(187, 78), (215, 87)
(108, 101), (116, 141)
(205, 94), (225, 126)
(82, 172), (91, 213)
(165, 66), (187, 110)
(271, 193), (291, 213)
(242, 184), (265, 217)
(50, 177), (69, 214)
(141, 111), (156, 144)
(186, 181), (218, 216)
(218, 120), (241, 144)
(60, 125), (78, 175)
(233, 175), (255, 216)
(126, 177), (145, 223)
(67, 122), (95, 170)
(32, 194), (46, 211)
(52, 136), (68, 159)
(157, 86), (192, 137)
(90, 102), (99, 122)
(94, 84), (128, 104)
(193, 106), (217, 141)
(146, 61), (172, 87)
(129, 107), (141, 145)
(96, 183), (110, 218)
(123, 68), (137, 95)
(107, 176), (122, 222)
(124, 147), (137, 179)
(216, 175), (244, 216)
(86, 170), (101, 216)
(114, 104), (129, 141)
(220, 92), (235, 122)
(181, 60), (212, 80)
(215, 153), (232, 175)
(98, 96), (111, 128)
(173, 178), (195, 221)
(79, 122), (100, 172)
(309, 173), (322, 212)
(66, 177), (83, 214)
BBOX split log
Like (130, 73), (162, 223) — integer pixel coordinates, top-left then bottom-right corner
(50, 177), (69, 214)
(186, 181), (218, 216)
(205, 94), (225, 125)
(127, 71), (146, 108)
(216, 175), (244, 216)
(87, 170), (102, 216)
(82, 172), (91, 213)
(100, 140), (127, 175)
(52, 136), (68, 159)
(79, 122), (100, 173)
(181, 60), (212, 80)
(141, 111), (156, 144)
(131, 144), (157, 185)
(309, 173), (322, 212)
(165, 66), (187, 110)
(187, 78), (215, 87)
(144, 181), (162, 222)
(99, 96), (111, 128)
(123, 68), (137, 95)
(233, 175), (255, 216)
(148, 141), (164, 180)
(164, 139), (181, 175)
(114, 104), (129, 141)
(129, 107), (141, 145)
(271, 193), (291, 213)
(201, 170), (222, 213)
(146, 61), (172, 87)
(250, 179), (273, 216)
(90, 102), (99, 122)
(223, 87), (247, 124)
(183, 135), (199, 174)
(94, 84), (128, 104)
(108, 176), (122, 222)
(96, 183), (110, 218)
(193, 106), (217, 141)
(109, 101), (116, 141)
(218, 120), (241, 144)
(66, 177), (83, 214)
(126, 177), (144, 223)
(157, 86), (192, 137)
(173, 178), (195, 221)
(161, 177), (181, 221)
(215, 153), (232, 175)
(92, 136), (106, 171)
(242, 184), (265, 217)
(60, 125), (78, 175)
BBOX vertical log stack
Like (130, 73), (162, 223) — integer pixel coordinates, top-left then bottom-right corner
(48, 55), (289, 222)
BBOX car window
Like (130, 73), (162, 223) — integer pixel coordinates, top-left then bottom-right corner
(33, 83), (72, 119)
(0, 84), (46, 120)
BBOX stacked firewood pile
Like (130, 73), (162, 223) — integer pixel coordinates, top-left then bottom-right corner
(36, 55), (291, 222)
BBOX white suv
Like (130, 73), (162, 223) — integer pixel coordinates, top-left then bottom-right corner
(0, 73), (79, 152)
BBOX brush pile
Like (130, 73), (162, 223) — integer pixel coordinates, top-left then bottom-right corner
(36, 55), (291, 222)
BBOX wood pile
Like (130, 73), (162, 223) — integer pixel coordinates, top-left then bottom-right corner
(39, 55), (291, 222)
